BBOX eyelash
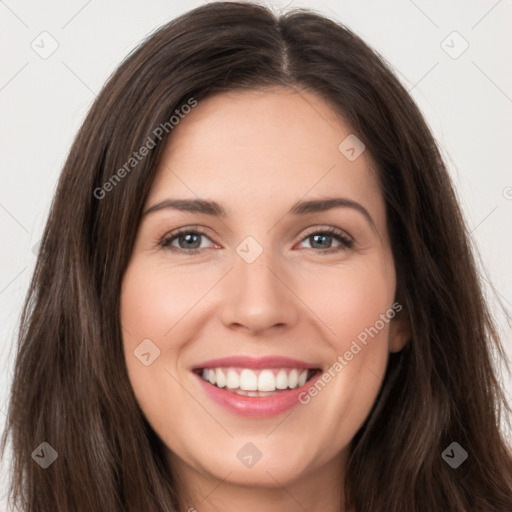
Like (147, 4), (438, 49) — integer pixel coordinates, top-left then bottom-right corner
(158, 226), (354, 255)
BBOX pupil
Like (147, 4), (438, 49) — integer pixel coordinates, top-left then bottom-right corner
(182, 234), (200, 248)
(312, 234), (330, 248)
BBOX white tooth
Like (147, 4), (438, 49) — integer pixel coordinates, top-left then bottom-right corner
(207, 369), (216, 385)
(235, 389), (249, 396)
(288, 369), (299, 388)
(258, 369), (276, 391)
(215, 368), (226, 388)
(247, 391), (259, 397)
(298, 369), (308, 387)
(239, 369), (258, 391)
(275, 369), (288, 389)
(202, 368), (208, 380)
(226, 369), (240, 389)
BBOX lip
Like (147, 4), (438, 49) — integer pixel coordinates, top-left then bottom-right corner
(192, 364), (323, 418)
(192, 355), (321, 371)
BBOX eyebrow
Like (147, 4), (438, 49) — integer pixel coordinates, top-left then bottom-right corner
(143, 197), (377, 230)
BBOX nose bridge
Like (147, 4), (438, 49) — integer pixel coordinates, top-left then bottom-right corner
(235, 237), (284, 305)
(220, 235), (298, 333)
(236, 239), (278, 294)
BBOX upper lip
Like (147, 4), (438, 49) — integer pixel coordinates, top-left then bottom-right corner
(192, 356), (321, 371)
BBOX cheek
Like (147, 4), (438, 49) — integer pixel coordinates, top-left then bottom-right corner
(294, 259), (394, 428)
(295, 254), (395, 347)
(120, 261), (185, 402)
(120, 261), (196, 336)
(331, 277), (393, 359)
(120, 261), (198, 446)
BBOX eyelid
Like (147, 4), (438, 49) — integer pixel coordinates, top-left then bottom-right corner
(299, 224), (352, 242)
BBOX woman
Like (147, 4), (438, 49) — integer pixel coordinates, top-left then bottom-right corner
(2, 2), (511, 511)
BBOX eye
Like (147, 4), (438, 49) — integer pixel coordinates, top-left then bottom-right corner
(296, 226), (353, 254)
(159, 227), (215, 254)
(159, 226), (354, 255)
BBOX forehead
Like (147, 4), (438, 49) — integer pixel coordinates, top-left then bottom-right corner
(148, 88), (383, 223)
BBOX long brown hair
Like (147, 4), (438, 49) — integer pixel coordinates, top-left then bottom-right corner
(2, 2), (512, 511)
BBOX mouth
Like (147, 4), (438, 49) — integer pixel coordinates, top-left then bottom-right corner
(191, 355), (323, 417)
(193, 366), (322, 397)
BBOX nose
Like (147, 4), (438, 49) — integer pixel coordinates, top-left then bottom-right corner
(218, 248), (299, 336)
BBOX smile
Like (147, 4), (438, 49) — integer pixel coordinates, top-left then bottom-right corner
(191, 356), (322, 417)
(196, 367), (318, 396)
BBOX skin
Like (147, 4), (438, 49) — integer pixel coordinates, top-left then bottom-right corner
(120, 87), (411, 512)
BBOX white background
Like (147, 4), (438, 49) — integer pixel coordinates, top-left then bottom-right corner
(1, 0), (511, 508)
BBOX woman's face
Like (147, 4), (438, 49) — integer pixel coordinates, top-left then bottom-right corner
(120, 88), (409, 497)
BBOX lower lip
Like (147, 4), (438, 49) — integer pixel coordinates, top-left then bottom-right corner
(193, 370), (321, 418)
